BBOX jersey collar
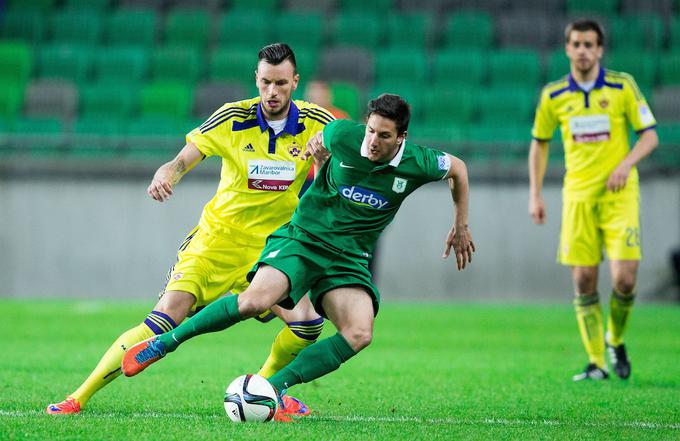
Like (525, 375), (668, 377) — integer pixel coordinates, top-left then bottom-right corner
(360, 136), (406, 167)
(256, 100), (301, 136)
(568, 66), (606, 92)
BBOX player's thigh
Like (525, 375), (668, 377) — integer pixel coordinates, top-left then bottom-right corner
(600, 197), (641, 262)
(558, 199), (602, 266)
(321, 287), (375, 351)
(163, 227), (263, 310)
(153, 290), (197, 324)
(238, 265), (292, 317)
(271, 295), (321, 322)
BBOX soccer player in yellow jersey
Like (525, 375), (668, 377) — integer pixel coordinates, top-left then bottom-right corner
(47, 43), (334, 414)
(529, 20), (658, 381)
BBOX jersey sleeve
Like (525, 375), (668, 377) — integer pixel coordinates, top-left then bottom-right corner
(531, 87), (558, 142)
(186, 106), (231, 157)
(418, 145), (451, 182)
(621, 75), (656, 133)
(322, 119), (356, 154)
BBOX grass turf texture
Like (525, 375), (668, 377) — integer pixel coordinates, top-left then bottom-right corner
(1, 299), (679, 440)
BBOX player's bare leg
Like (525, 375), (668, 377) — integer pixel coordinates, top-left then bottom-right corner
(47, 291), (195, 414)
(570, 266), (608, 381)
(606, 260), (638, 379)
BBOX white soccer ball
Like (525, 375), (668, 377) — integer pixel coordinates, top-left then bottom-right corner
(224, 374), (278, 423)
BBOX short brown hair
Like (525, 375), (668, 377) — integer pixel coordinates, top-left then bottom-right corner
(565, 19), (605, 46)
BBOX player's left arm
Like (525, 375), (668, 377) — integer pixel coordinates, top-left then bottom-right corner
(608, 77), (659, 192)
(441, 153), (475, 270)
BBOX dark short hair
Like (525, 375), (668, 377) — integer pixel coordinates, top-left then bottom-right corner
(258, 43), (297, 72)
(565, 19), (605, 46)
(367, 94), (411, 135)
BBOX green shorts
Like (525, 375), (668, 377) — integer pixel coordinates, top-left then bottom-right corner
(247, 223), (380, 318)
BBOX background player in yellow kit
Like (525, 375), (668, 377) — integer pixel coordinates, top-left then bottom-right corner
(529, 20), (658, 381)
(47, 43), (333, 414)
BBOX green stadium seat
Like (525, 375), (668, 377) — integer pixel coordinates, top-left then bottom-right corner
(659, 52), (680, 86)
(151, 45), (202, 84)
(11, 118), (65, 155)
(654, 123), (680, 166)
(50, 10), (103, 46)
(63, 0), (112, 11)
(488, 49), (542, 89)
(431, 50), (486, 87)
(79, 82), (138, 120)
(274, 13), (324, 52)
(124, 116), (187, 158)
(670, 17), (680, 51)
(7, 0), (56, 11)
(386, 12), (434, 49)
(467, 124), (530, 163)
(476, 87), (538, 125)
(36, 43), (93, 84)
(332, 12), (384, 49)
(422, 88), (475, 126)
(0, 83), (25, 122)
(329, 82), (361, 120)
(545, 48), (570, 82)
(139, 81), (193, 119)
(566, 0), (619, 15)
(408, 122), (467, 151)
(105, 9), (159, 48)
(71, 116), (123, 156)
(375, 49), (428, 87)
(338, 0), (392, 12)
(294, 47), (320, 83)
(605, 51), (657, 93)
(92, 46), (150, 84)
(442, 11), (494, 50)
(217, 11), (272, 53)
(0, 8), (48, 44)
(209, 48), (257, 85)
(230, 0), (279, 12)
(609, 15), (665, 52)
(0, 41), (33, 86)
(163, 9), (212, 50)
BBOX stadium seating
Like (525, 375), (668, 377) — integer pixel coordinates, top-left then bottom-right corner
(431, 50), (487, 87)
(332, 12), (384, 49)
(1, 8), (48, 44)
(92, 46), (149, 84)
(139, 81), (193, 119)
(163, 8), (211, 50)
(105, 9), (159, 48)
(442, 11), (494, 50)
(151, 45), (203, 84)
(193, 82), (249, 119)
(375, 49), (428, 87)
(653, 87), (680, 122)
(385, 12), (435, 49)
(217, 11), (272, 52)
(50, 10), (103, 47)
(79, 82), (138, 121)
(36, 43), (93, 84)
(24, 80), (79, 123)
(0, 41), (33, 87)
(318, 47), (374, 87)
(329, 82), (362, 120)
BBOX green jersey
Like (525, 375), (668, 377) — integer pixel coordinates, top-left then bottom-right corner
(290, 119), (451, 257)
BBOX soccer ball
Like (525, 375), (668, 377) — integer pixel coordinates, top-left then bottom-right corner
(224, 374), (278, 423)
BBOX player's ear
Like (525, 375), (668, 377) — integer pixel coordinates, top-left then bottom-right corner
(292, 73), (300, 91)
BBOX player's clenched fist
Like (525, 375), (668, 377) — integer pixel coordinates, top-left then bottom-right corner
(148, 178), (173, 202)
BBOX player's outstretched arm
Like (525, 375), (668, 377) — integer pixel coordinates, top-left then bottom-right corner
(528, 139), (549, 224)
(301, 130), (330, 163)
(147, 142), (204, 202)
(442, 154), (475, 270)
(607, 129), (658, 192)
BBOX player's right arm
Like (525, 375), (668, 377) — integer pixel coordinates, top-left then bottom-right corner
(528, 87), (557, 225)
(147, 142), (204, 202)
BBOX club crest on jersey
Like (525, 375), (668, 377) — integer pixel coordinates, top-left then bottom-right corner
(392, 177), (407, 193)
(339, 185), (389, 209)
(288, 143), (302, 157)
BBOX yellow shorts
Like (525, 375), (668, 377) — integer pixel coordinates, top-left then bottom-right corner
(161, 226), (264, 310)
(558, 196), (641, 266)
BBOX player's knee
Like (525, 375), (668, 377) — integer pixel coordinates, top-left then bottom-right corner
(614, 276), (636, 295)
(573, 273), (597, 294)
(237, 294), (271, 318)
(344, 328), (373, 352)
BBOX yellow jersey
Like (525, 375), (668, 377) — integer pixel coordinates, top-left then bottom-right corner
(186, 97), (334, 243)
(532, 67), (656, 201)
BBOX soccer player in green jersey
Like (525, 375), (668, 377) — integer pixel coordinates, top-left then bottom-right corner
(121, 94), (475, 420)
(529, 20), (658, 381)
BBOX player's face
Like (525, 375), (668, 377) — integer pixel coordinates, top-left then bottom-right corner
(365, 114), (406, 163)
(566, 30), (602, 75)
(256, 60), (299, 119)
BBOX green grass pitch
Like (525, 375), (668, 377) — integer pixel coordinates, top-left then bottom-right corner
(1, 299), (679, 440)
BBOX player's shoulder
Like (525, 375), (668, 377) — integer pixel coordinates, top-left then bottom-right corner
(604, 69), (638, 88)
(541, 76), (570, 99)
(294, 100), (335, 126)
(198, 98), (258, 133)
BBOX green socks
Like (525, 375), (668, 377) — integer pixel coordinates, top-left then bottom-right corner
(158, 294), (242, 352)
(269, 332), (356, 391)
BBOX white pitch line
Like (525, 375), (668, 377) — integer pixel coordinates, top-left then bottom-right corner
(1, 410), (679, 430)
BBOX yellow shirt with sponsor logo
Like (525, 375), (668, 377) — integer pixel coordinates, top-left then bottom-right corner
(186, 97), (334, 243)
(532, 67), (656, 201)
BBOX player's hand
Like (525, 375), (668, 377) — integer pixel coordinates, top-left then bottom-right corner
(147, 178), (173, 202)
(301, 131), (330, 162)
(443, 224), (475, 270)
(607, 162), (631, 192)
(529, 194), (546, 225)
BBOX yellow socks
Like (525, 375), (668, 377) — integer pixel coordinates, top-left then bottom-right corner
(607, 289), (636, 346)
(258, 318), (324, 379)
(70, 311), (176, 407)
(574, 293), (606, 368)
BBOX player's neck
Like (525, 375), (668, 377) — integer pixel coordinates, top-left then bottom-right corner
(262, 103), (291, 121)
(570, 63), (600, 83)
